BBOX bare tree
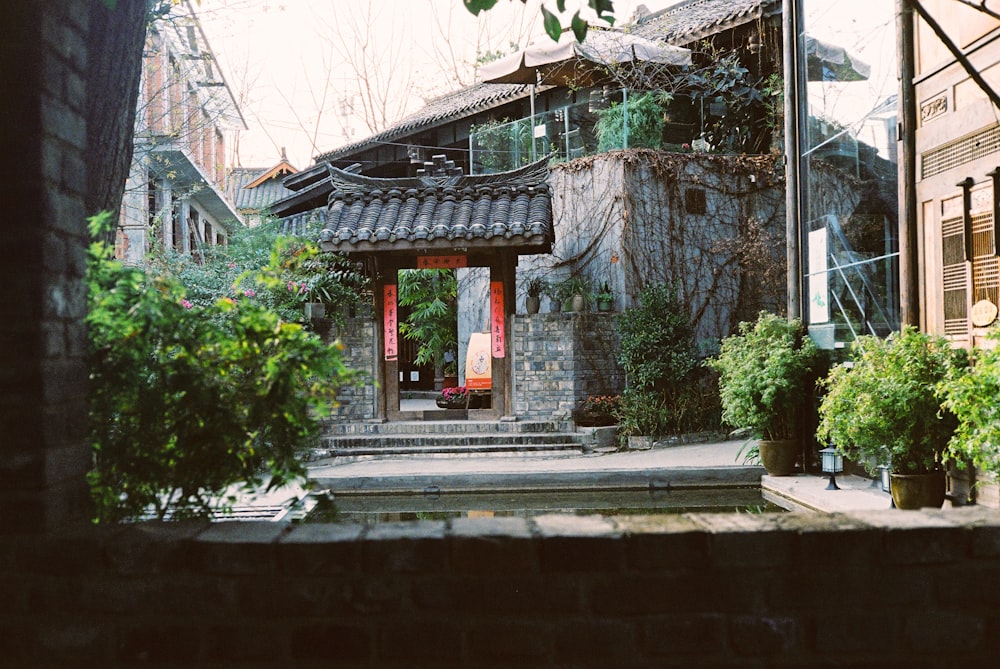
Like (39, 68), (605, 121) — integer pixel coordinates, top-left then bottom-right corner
(310, 2), (419, 136)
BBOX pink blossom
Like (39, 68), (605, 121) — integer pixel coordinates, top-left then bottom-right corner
(181, 299), (193, 309)
(243, 289), (256, 298)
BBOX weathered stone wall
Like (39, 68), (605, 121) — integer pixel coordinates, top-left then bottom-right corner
(2, 508), (999, 666)
(320, 306), (377, 422)
(513, 312), (623, 420)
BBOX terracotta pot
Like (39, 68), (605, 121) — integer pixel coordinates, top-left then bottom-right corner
(890, 471), (946, 510)
(758, 439), (798, 476)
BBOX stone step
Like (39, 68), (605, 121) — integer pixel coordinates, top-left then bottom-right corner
(321, 420), (569, 437)
(316, 421), (618, 461)
(319, 431), (587, 450)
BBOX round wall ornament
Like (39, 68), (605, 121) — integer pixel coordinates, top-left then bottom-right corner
(971, 299), (998, 327)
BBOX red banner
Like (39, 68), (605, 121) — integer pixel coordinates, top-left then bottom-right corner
(490, 281), (505, 358)
(417, 255), (467, 269)
(383, 284), (398, 361)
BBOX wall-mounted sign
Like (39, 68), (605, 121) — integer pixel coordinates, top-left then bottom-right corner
(466, 332), (492, 390)
(971, 299), (998, 327)
(417, 255), (467, 269)
(808, 227), (830, 324)
(490, 281), (505, 358)
(383, 284), (398, 360)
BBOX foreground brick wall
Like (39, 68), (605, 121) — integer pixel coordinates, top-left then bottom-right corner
(0, 0), (93, 534)
(1, 507), (999, 666)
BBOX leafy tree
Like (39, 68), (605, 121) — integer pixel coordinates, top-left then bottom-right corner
(86, 212), (358, 522)
(397, 269), (459, 381)
(153, 218), (367, 327)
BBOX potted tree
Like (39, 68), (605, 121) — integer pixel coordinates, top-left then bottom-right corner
(705, 312), (819, 476)
(817, 326), (967, 509)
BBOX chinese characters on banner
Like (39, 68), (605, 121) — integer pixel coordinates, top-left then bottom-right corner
(417, 255), (468, 269)
(383, 284), (398, 360)
(490, 281), (505, 358)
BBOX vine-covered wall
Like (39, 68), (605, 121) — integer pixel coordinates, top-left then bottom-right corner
(522, 150), (787, 352)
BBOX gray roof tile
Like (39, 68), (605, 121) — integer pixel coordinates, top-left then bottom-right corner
(634, 0), (780, 45)
(318, 160), (553, 255)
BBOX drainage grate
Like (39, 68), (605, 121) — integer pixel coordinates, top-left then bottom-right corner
(922, 124), (1000, 179)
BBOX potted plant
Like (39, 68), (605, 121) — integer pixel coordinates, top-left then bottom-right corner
(595, 282), (614, 312)
(940, 331), (1000, 489)
(552, 275), (591, 312)
(435, 385), (481, 410)
(705, 312), (819, 476)
(817, 326), (967, 509)
(525, 276), (545, 315)
(572, 394), (621, 427)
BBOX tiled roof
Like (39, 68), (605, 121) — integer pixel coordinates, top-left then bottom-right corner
(310, 1), (776, 168)
(318, 160), (553, 256)
(313, 83), (532, 164)
(633, 0), (780, 45)
(225, 166), (297, 212)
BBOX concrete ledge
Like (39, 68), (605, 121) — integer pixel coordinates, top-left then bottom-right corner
(762, 473), (895, 513)
(313, 465), (764, 495)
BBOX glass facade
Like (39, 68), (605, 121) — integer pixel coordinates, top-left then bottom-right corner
(799, 0), (901, 346)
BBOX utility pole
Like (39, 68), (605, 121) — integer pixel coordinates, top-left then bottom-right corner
(897, 0), (919, 328)
(784, 0), (808, 322)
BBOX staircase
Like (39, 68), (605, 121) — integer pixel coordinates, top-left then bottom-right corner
(309, 419), (609, 464)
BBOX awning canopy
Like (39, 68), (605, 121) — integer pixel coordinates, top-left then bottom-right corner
(480, 28), (692, 88)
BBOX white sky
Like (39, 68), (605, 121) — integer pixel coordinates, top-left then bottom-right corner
(196, 0), (679, 170)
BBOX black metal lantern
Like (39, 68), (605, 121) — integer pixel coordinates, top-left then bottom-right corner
(820, 447), (843, 490)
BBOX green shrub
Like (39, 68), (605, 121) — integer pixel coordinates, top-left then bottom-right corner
(616, 283), (709, 439)
(817, 326), (965, 474)
(86, 213), (358, 522)
(939, 331), (1000, 479)
(705, 312), (818, 441)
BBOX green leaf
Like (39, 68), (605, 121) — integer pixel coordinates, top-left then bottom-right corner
(556, 0), (567, 12)
(571, 11), (588, 42)
(541, 5), (562, 41)
(464, 0), (499, 15)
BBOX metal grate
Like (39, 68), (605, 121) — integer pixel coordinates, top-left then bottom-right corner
(922, 124), (1000, 179)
